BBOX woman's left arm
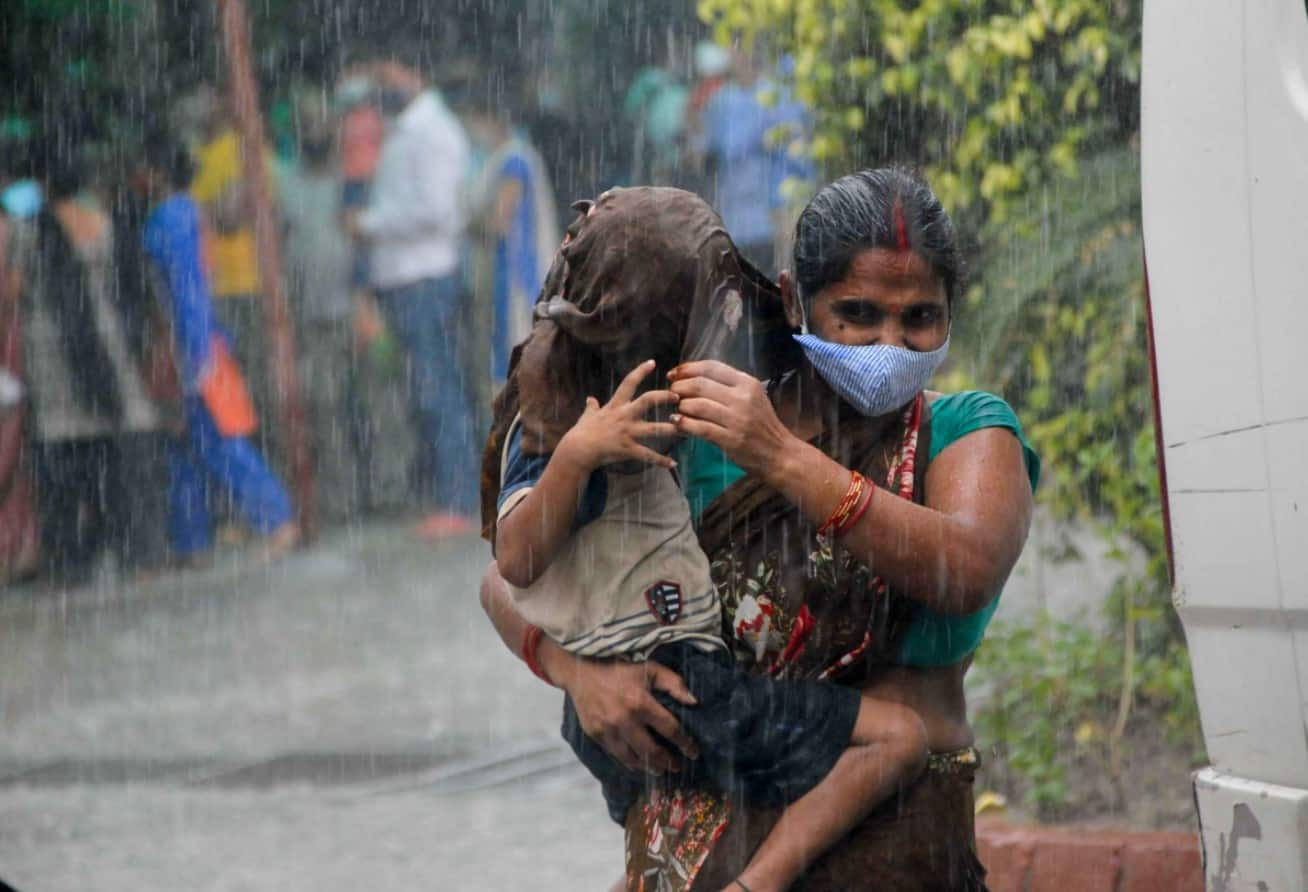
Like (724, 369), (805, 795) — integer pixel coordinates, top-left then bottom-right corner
(670, 361), (1033, 616)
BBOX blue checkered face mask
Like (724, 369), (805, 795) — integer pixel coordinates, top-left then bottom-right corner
(793, 305), (950, 417)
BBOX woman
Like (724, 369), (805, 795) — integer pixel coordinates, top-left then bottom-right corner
(463, 103), (560, 383)
(482, 168), (1039, 890)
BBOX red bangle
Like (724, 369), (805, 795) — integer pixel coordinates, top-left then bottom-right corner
(522, 624), (555, 686)
(818, 471), (868, 537)
(832, 483), (874, 538)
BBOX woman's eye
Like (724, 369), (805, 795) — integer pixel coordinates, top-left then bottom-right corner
(905, 307), (943, 327)
(836, 302), (882, 323)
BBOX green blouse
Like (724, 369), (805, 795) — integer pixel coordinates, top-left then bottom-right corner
(676, 390), (1040, 667)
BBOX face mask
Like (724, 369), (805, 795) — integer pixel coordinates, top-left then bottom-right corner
(335, 77), (373, 108)
(792, 304), (949, 417)
(1, 179), (42, 219)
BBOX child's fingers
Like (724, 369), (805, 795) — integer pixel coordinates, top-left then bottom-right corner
(628, 444), (677, 469)
(630, 421), (679, 440)
(627, 388), (680, 414)
(581, 395), (601, 414)
(611, 359), (656, 404)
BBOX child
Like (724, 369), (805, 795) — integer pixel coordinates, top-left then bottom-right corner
(487, 188), (928, 892)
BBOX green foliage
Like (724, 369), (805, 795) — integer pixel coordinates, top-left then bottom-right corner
(700, 0), (1205, 816)
(974, 614), (1122, 812)
(976, 599), (1203, 819)
(698, 0), (1141, 224)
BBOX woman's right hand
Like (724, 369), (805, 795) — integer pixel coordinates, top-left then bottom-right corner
(541, 640), (700, 773)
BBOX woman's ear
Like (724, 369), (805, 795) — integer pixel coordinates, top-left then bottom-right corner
(779, 270), (804, 330)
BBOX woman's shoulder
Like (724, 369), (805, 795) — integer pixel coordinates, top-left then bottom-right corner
(926, 390), (1039, 489)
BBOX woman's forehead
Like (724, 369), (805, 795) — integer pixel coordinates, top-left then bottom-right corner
(828, 248), (946, 302)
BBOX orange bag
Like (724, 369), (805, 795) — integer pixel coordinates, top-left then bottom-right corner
(200, 337), (258, 437)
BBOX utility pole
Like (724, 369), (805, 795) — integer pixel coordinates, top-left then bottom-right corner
(215, 0), (316, 539)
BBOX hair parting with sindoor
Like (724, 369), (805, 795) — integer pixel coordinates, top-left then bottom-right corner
(792, 167), (964, 309)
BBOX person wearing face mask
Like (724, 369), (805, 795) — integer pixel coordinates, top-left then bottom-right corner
(482, 168), (1039, 890)
(344, 56), (479, 539)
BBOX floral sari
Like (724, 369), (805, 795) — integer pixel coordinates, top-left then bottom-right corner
(624, 396), (989, 891)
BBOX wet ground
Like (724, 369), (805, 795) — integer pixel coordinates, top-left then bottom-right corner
(0, 509), (1115, 891)
(0, 524), (622, 891)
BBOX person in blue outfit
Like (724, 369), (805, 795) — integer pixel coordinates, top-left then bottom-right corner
(139, 136), (298, 564)
(693, 51), (814, 277)
(463, 103), (560, 383)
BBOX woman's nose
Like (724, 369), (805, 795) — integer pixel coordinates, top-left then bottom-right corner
(877, 318), (908, 348)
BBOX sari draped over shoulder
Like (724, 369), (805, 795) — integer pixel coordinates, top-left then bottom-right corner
(624, 397), (989, 891)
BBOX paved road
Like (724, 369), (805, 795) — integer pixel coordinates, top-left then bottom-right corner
(0, 508), (1115, 892)
(0, 524), (622, 891)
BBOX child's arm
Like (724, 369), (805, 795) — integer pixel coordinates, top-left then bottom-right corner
(495, 359), (679, 588)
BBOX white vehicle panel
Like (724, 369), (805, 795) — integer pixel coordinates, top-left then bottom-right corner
(1143, 1), (1308, 887)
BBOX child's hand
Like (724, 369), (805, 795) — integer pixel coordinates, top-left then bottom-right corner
(556, 359), (680, 473)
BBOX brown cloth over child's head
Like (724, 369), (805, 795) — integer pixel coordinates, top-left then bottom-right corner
(479, 186), (799, 541)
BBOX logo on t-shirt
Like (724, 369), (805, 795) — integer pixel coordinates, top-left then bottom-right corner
(644, 580), (683, 626)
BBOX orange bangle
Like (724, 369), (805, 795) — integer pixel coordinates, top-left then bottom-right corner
(818, 471), (867, 537)
(522, 624), (555, 686)
(832, 483), (874, 538)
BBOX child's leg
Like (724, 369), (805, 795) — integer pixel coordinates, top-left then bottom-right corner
(727, 696), (928, 892)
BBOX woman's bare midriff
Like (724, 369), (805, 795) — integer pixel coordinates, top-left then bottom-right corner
(858, 659), (975, 752)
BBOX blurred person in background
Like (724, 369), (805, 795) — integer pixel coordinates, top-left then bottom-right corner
(689, 41), (731, 121)
(20, 146), (169, 584)
(345, 57), (479, 539)
(0, 142), (39, 583)
(680, 40), (732, 200)
(693, 50), (813, 277)
(461, 91), (560, 387)
(188, 84), (282, 468)
(139, 134), (298, 565)
(334, 64), (384, 295)
(331, 60), (416, 516)
(518, 71), (583, 235)
(277, 91), (364, 525)
(622, 64), (689, 187)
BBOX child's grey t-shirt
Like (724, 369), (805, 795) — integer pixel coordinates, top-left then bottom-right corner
(497, 421), (723, 660)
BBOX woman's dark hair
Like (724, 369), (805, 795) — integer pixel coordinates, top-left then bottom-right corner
(792, 167), (963, 309)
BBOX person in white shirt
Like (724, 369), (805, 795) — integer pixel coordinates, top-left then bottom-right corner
(347, 58), (479, 538)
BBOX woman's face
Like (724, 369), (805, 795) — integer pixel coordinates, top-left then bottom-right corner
(805, 247), (949, 351)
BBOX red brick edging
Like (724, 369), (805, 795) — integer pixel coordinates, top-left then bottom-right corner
(976, 818), (1204, 891)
